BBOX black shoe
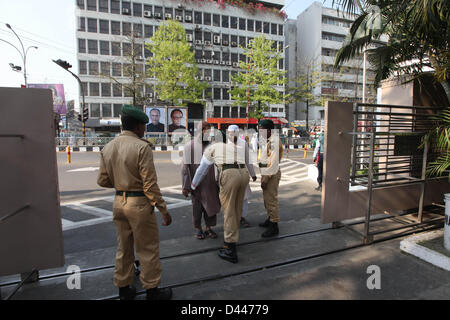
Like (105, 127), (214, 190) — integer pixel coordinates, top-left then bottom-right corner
(315, 185), (322, 191)
(262, 222), (279, 238)
(119, 285), (136, 300)
(146, 287), (173, 300)
(259, 218), (271, 228)
(218, 242), (238, 263)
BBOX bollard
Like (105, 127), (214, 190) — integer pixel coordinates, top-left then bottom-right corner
(67, 146), (71, 164)
(304, 144), (307, 158)
(444, 194), (450, 252)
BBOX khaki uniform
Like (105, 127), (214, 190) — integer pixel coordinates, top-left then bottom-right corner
(203, 140), (253, 243)
(259, 136), (283, 223)
(97, 130), (168, 289)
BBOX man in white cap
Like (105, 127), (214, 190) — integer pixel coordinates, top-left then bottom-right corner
(190, 125), (257, 263)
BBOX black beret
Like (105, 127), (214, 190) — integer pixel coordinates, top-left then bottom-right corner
(120, 104), (149, 124)
(258, 119), (274, 129)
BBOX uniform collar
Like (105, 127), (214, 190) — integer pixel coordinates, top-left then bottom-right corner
(121, 130), (140, 139)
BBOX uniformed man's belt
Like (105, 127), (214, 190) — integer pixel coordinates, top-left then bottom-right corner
(222, 163), (244, 170)
(115, 191), (145, 197)
(259, 163), (268, 168)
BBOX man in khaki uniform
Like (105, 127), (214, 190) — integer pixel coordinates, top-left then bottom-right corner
(190, 125), (257, 263)
(97, 104), (172, 300)
(258, 119), (283, 237)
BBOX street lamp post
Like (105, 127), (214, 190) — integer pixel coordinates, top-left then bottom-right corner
(4, 23), (38, 87)
(53, 59), (87, 142)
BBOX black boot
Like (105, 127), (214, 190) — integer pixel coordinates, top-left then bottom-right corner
(262, 222), (279, 238)
(146, 287), (173, 300)
(259, 217), (271, 228)
(218, 242), (238, 263)
(315, 184), (322, 191)
(119, 285), (136, 300)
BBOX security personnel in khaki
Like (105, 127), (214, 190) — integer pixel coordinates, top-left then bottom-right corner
(190, 125), (257, 263)
(97, 104), (172, 300)
(258, 119), (283, 237)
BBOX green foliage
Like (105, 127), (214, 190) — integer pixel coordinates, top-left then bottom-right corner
(287, 70), (323, 106)
(230, 35), (288, 119)
(146, 20), (208, 105)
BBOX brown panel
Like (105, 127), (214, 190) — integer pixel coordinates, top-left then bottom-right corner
(0, 87), (64, 276)
(321, 101), (354, 223)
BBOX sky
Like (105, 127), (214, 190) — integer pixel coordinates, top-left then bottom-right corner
(0, 0), (334, 111)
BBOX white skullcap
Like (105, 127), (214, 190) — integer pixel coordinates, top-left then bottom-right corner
(227, 125), (239, 132)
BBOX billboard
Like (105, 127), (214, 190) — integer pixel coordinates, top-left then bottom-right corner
(167, 107), (188, 133)
(145, 106), (166, 133)
(28, 84), (66, 115)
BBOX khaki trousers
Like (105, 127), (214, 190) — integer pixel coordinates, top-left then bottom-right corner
(112, 195), (161, 289)
(220, 168), (249, 243)
(262, 169), (281, 223)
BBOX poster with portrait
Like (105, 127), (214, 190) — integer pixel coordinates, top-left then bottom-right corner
(167, 107), (188, 133)
(27, 83), (66, 114)
(145, 106), (166, 133)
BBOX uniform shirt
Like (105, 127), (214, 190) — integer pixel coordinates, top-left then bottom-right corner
(97, 130), (168, 215)
(259, 135), (283, 177)
(313, 134), (324, 159)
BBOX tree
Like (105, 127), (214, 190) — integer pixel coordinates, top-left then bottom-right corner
(230, 35), (288, 120)
(146, 20), (207, 106)
(100, 32), (147, 107)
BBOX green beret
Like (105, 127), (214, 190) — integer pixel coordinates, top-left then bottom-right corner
(258, 119), (274, 129)
(120, 104), (149, 124)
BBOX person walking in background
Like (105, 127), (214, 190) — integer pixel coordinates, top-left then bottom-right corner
(258, 119), (283, 238)
(182, 121), (220, 240)
(97, 104), (173, 300)
(190, 125), (257, 263)
(313, 130), (325, 191)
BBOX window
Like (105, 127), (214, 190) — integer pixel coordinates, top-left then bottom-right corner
(89, 83), (99, 96)
(230, 35), (237, 46)
(271, 23), (277, 35)
(231, 53), (238, 63)
(122, 22), (131, 36)
(279, 24), (283, 36)
(111, 21), (120, 35)
(99, 20), (109, 34)
(100, 62), (110, 76)
(322, 32), (345, 42)
(213, 14), (220, 27)
(194, 11), (202, 24)
(231, 107), (238, 118)
(110, 0), (120, 13)
(78, 17), (85, 31)
(247, 19), (254, 31)
(78, 39), (86, 53)
(255, 20), (262, 32)
(87, 0), (96, 11)
(222, 52), (229, 62)
(185, 9), (192, 21)
(133, 3), (142, 16)
(195, 49), (202, 59)
(87, 18), (97, 32)
(144, 47), (152, 58)
(164, 7), (173, 19)
(239, 53), (245, 63)
(204, 13), (211, 25)
(122, 1), (131, 14)
(111, 42), (121, 56)
(102, 103), (112, 117)
(279, 59), (284, 70)
(195, 30), (202, 41)
(213, 106), (221, 117)
(100, 41), (110, 55)
(213, 50), (220, 60)
(222, 106), (230, 117)
(222, 15), (228, 28)
(113, 83), (122, 97)
(144, 25), (153, 37)
(222, 70), (229, 82)
(239, 36), (246, 47)
(154, 6), (163, 16)
(204, 69), (212, 78)
(204, 32), (211, 42)
(263, 22), (269, 34)
(213, 88), (221, 100)
(113, 104), (121, 117)
(79, 60), (87, 74)
(90, 103), (100, 117)
(239, 107), (246, 118)
(112, 63), (121, 76)
(89, 61), (98, 75)
(122, 43), (131, 56)
(204, 88), (212, 100)
(239, 18), (246, 30)
(144, 4), (152, 14)
(222, 34), (229, 46)
(222, 88), (229, 100)
(133, 23), (142, 37)
(230, 16), (237, 29)
(99, 0), (108, 12)
(77, 0), (84, 10)
(213, 69), (220, 82)
(87, 40), (98, 54)
(124, 87), (133, 97)
(101, 84), (111, 97)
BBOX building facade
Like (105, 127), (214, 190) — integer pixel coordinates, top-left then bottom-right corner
(285, 1), (385, 124)
(75, 0), (286, 133)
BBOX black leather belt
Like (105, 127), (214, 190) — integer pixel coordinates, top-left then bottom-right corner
(222, 163), (244, 171)
(115, 191), (145, 197)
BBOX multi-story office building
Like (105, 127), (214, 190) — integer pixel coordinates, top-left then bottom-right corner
(285, 1), (385, 124)
(75, 0), (286, 133)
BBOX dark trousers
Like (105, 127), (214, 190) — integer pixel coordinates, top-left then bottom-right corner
(317, 153), (324, 186)
(192, 199), (217, 229)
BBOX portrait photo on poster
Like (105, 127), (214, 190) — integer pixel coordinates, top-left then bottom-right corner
(168, 107), (187, 133)
(145, 106), (166, 133)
